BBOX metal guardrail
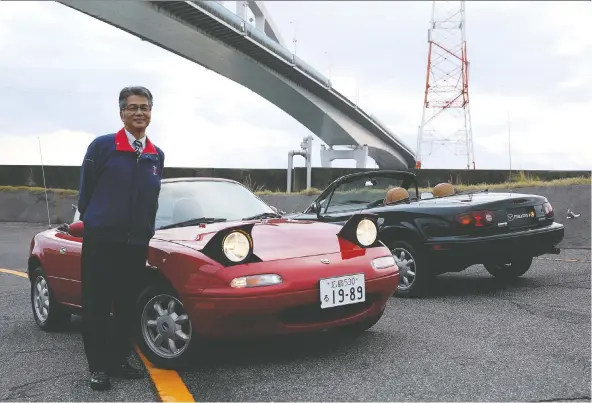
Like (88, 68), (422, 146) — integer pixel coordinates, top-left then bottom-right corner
(189, 0), (416, 158)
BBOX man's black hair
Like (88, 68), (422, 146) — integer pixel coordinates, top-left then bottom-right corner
(118, 86), (153, 110)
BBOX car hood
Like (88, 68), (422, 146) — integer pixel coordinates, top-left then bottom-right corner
(153, 218), (350, 261)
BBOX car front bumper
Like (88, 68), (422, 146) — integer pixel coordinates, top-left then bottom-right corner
(424, 222), (565, 267)
(183, 272), (400, 339)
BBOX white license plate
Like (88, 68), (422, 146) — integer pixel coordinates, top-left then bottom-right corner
(319, 273), (365, 309)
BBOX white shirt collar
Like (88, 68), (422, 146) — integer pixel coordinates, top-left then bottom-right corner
(125, 129), (146, 148)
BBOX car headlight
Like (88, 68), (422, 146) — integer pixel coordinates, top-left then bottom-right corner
(230, 274), (282, 288)
(372, 255), (396, 269)
(356, 218), (377, 246)
(222, 231), (252, 262)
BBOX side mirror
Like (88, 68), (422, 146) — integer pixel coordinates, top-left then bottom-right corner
(270, 206), (285, 216)
(310, 201), (322, 217)
(420, 192), (434, 200)
(56, 223), (69, 232)
(68, 221), (84, 238)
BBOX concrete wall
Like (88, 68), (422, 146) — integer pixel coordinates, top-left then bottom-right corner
(1, 184), (589, 249)
(0, 165), (590, 193)
(0, 189), (78, 225)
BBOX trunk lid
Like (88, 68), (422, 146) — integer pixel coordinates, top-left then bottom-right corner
(445, 192), (553, 233)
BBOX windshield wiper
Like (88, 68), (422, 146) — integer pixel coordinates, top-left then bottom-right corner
(158, 217), (227, 230)
(242, 212), (282, 221)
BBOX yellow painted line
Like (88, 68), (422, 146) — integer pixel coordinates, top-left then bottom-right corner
(0, 267), (194, 402)
(134, 346), (195, 402)
(534, 257), (591, 263)
(0, 268), (28, 278)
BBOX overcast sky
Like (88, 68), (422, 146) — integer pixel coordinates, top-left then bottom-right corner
(0, 1), (590, 170)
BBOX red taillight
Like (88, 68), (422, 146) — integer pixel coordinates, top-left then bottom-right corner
(455, 210), (495, 228)
(543, 202), (554, 218)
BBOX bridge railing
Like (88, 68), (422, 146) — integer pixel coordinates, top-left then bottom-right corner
(190, 0), (415, 157)
(195, 1), (330, 85)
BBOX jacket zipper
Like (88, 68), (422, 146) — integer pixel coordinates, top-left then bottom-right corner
(128, 153), (140, 243)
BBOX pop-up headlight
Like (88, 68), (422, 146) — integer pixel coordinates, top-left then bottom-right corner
(337, 213), (381, 248)
(356, 218), (378, 246)
(222, 231), (251, 262)
(200, 223), (261, 266)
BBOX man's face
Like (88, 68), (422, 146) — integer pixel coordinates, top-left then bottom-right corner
(120, 95), (152, 132)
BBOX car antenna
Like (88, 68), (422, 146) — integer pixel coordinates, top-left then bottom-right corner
(38, 137), (51, 228)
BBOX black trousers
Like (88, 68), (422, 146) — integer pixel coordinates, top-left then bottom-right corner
(80, 235), (148, 373)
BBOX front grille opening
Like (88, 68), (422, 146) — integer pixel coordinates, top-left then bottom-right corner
(279, 294), (376, 325)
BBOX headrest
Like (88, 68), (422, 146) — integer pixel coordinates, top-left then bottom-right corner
(384, 187), (410, 205)
(433, 183), (455, 197)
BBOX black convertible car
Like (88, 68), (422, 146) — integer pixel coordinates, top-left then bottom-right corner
(285, 170), (564, 297)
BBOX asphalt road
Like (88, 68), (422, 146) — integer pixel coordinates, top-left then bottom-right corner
(0, 222), (590, 402)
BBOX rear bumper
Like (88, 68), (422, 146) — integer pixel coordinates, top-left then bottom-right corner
(183, 272), (399, 339)
(425, 222), (564, 267)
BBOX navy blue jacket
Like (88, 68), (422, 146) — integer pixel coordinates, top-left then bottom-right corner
(77, 128), (165, 245)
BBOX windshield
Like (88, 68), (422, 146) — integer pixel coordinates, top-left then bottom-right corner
(155, 180), (274, 229)
(322, 175), (407, 214)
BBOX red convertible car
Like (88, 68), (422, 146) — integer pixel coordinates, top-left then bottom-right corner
(27, 177), (400, 368)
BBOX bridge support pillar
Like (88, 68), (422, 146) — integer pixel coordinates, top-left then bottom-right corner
(287, 136), (313, 194)
(320, 145), (368, 168)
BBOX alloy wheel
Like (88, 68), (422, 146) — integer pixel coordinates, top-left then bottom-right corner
(33, 275), (50, 323)
(140, 294), (192, 359)
(392, 247), (416, 291)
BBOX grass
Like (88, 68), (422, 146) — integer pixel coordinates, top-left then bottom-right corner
(0, 174), (589, 197)
(0, 185), (79, 196)
(256, 175), (591, 196)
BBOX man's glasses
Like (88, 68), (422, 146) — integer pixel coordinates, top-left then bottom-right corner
(124, 104), (151, 113)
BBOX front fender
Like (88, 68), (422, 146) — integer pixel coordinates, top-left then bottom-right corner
(146, 240), (222, 298)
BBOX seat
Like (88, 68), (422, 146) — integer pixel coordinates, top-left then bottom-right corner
(384, 187), (410, 205)
(433, 183), (455, 198)
(172, 198), (203, 223)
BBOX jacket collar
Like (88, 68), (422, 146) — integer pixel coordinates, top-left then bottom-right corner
(114, 128), (157, 154)
(125, 128), (146, 148)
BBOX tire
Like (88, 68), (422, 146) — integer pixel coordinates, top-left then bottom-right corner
(389, 241), (433, 298)
(484, 256), (533, 280)
(30, 267), (71, 331)
(134, 283), (200, 370)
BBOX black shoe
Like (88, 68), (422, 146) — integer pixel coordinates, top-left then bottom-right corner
(108, 361), (145, 379)
(90, 371), (111, 391)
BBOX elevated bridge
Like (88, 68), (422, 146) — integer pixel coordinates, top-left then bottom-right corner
(57, 0), (416, 169)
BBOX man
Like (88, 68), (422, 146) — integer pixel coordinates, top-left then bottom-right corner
(77, 86), (165, 391)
